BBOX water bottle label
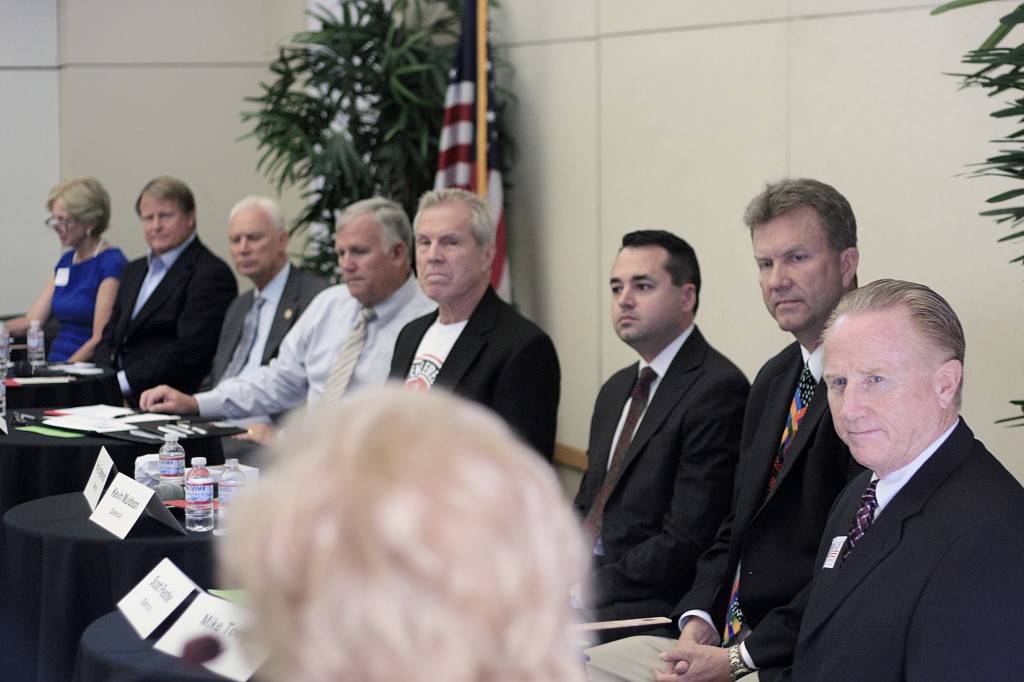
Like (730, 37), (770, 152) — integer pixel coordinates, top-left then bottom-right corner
(219, 483), (240, 504)
(159, 457), (185, 476)
(185, 480), (214, 502)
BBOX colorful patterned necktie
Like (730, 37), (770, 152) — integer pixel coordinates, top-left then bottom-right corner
(724, 361), (817, 644)
(841, 479), (879, 565)
(321, 306), (376, 404)
(764, 361), (816, 497)
(223, 295), (265, 379)
(582, 367), (657, 548)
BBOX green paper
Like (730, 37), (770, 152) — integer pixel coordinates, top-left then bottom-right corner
(209, 589), (249, 607)
(16, 425), (84, 438)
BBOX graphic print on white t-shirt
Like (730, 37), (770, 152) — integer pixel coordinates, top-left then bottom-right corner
(404, 318), (468, 390)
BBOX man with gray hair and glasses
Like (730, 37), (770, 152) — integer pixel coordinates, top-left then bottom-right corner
(140, 197), (435, 442)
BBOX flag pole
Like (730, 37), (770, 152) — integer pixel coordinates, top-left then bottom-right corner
(475, 0), (488, 197)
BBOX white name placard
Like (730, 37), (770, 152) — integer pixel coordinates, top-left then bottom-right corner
(89, 473), (156, 538)
(155, 592), (266, 682)
(118, 558), (197, 638)
(83, 447), (116, 510)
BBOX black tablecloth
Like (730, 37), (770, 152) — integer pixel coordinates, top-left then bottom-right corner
(74, 610), (231, 682)
(0, 493), (218, 682)
(6, 368), (122, 409)
(0, 421), (224, 522)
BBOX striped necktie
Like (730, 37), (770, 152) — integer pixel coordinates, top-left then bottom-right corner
(321, 306), (376, 404)
(841, 479), (879, 565)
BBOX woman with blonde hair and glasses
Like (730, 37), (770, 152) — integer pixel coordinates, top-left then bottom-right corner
(221, 385), (588, 682)
(6, 177), (127, 362)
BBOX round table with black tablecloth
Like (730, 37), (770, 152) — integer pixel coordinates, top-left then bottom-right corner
(6, 367), (122, 409)
(0, 493), (218, 682)
(75, 610), (238, 682)
(0, 423), (223, 522)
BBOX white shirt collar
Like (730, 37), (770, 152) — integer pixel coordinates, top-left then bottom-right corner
(800, 343), (824, 383)
(873, 418), (959, 515)
(148, 232), (196, 269)
(641, 324), (696, 382)
(256, 261), (291, 305)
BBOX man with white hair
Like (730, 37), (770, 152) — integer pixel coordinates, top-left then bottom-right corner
(200, 196), (327, 394)
(141, 197), (435, 440)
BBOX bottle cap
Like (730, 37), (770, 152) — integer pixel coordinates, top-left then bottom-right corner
(164, 432), (179, 442)
(191, 457), (207, 466)
(225, 458), (239, 467)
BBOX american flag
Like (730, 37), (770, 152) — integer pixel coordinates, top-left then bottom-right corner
(435, 0), (509, 300)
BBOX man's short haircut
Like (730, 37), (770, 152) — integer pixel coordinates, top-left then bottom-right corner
(229, 195), (285, 232)
(47, 176), (111, 235)
(414, 188), (496, 247)
(824, 278), (965, 407)
(135, 176), (196, 218)
(221, 386), (587, 682)
(621, 230), (702, 314)
(337, 197), (413, 256)
(743, 178), (857, 252)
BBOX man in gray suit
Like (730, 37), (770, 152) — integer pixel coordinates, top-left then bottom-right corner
(200, 196), (327, 395)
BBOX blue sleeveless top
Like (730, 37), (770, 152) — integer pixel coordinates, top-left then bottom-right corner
(49, 247), (128, 362)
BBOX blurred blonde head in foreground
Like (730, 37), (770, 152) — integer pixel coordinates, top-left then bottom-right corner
(221, 385), (588, 682)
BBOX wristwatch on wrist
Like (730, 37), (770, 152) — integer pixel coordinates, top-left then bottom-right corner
(728, 644), (754, 680)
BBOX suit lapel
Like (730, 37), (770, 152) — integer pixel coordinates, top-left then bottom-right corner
(223, 290), (252, 364)
(263, 271), (302, 363)
(800, 420), (973, 637)
(737, 351), (801, 520)
(127, 240), (199, 335)
(434, 287), (498, 390)
(621, 329), (707, 472)
(765, 377), (829, 500)
(116, 260), (148, 341)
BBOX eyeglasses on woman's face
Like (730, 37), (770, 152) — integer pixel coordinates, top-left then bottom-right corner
(44, 215), (81, 232)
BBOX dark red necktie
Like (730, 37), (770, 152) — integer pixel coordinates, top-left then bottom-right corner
(582, 367), (657, 546)
(841, 478), (879, 565)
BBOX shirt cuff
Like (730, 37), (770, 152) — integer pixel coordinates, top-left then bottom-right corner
(193, 390), (220, 418)
(677, 611), (757, 669)
(117, 370), (130, 396)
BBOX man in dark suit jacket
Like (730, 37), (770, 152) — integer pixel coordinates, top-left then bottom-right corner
(586, 179), (863, 682)
(780, 279), (1024, 682)
(573, 231), (748, 632)
(390, 188), (559, 460)
(201, 196), (327, 391)
(95, 176), (236, 402)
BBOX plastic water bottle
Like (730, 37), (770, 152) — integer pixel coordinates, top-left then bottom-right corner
(158, 433), (186, 485)
(185, 457), (214, 532)
(0, 320), (9, 369)
(216, 458), (247, 530)
(0, 321), (7, 419)
(0, 354), (6, 422)
(27, 319), (45, 367)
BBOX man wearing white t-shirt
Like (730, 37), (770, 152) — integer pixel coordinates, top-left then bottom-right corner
(390, 188), (561, 460)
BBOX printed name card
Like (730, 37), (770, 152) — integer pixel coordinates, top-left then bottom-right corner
(155, 592), (267, 682)
(118, 558), (197, 638)
(89, 472), (188, 538)
(83, 447), (116, 510)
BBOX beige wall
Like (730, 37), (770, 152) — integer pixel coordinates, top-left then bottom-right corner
(1, 0), (1020, 481)
(495, 1), (1024, 483)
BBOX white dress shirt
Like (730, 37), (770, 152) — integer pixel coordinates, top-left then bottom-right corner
(195, 275), (435, 419)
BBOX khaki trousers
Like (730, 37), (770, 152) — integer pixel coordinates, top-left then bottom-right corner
(585, 635), (761, 682)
